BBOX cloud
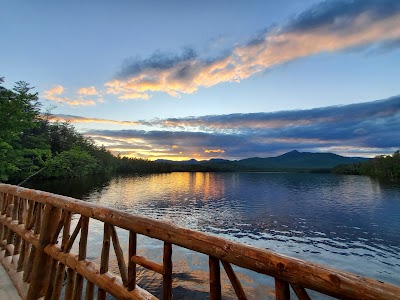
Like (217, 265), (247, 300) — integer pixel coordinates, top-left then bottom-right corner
(43, 85), (64, 99)
(52, 114), (140, 126)
(117, 48), (197, 79)
(204, 149), (225, 154)
(83, 96), (400, 159)
(152, 96), (400, 131)
(77, 86), (98, 95)
(285, 0), (400, 33)
(105, 0), (400, 99)
(368, 38), (400, 54)
(43, 86), (96, 106)
(85, 129), (246, 159)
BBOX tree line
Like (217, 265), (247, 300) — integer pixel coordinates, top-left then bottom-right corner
(333, 151), (400, 182)
(0, 78), (171, 184)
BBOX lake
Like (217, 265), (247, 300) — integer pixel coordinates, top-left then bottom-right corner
(27, 172), (400, 299)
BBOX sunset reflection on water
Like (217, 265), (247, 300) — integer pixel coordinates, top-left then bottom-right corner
(28, 172), (400, 299)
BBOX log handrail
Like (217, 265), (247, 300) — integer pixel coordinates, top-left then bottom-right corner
(0, 183), (399, 300)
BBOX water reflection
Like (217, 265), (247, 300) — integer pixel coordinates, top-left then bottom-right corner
(25, 173), (114, 199)
(28, 172), (400, 298)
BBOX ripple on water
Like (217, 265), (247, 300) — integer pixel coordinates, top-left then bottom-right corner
(28, 172), (400, 297)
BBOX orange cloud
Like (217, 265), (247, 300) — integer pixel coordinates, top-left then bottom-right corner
(159, 118), (329, 130)
(78, 86), (98, 95)
(44, 85), (64, 98)
(204, 149), (225, 153)
(234, 13), (400, 78)
(43, 86), (96, 106)
(52, 114), (140, 126)
(104, 11), (400, 100)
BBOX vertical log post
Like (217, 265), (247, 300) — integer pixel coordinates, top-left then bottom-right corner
(26, 201), (35, 230)
(51, 211), (72, 300)
(275, 278), (290, 300)
(0, 192), (5, 241)
(18, 197), (26, 224)
(26, 204), (61, 300)
(0, 192), (4, 244)
(11, 195), (19, 219)
(20, 200), (34, 275)
(17, 240), (27, 272)
(0, 192), (4, 213)
(24, 202), (42, 283)
(128, 231), (137, 291)
(61, 216), (83, 300)
(5, 195), (18, 256)
(44, 211), (67, 300)
(64, 267), (76, 300)
(98, 222), (111, 300)
(13, 197), (26, 256)
(73, 216), (89, 300)
(2, 194), (13, 251)
(44, 258), (58, 300)
(163, 242), (173, 300)
(209, 256), (222, 300)
(85, 281), (95, 300)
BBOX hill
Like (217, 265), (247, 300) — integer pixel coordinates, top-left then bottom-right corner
(156, 150), (369, 172)
(235, 150), (368, 170)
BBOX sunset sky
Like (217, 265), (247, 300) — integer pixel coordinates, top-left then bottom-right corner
(1, 0), (400, 160)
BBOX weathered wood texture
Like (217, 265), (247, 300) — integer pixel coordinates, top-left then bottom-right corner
(110, 224), (128, 286)
(221, 260), (247, 300)
(275, 278), (290, 300)
(209, 256), (222, 300)
(1, 183), (400, 300)
(291, 284), (311, 300)
(162, 242), (173, 300)
(27, 204), (62, 300)
(131, 255), (164, 275)
(128, 231), (137, 291)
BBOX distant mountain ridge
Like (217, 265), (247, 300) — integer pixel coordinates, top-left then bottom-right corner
(156, 150), (369, 172)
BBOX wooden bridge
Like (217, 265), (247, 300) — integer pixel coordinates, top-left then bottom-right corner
(0, 184), (399, 300)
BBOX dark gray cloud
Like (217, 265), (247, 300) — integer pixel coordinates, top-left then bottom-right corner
(116, 48), (197, 79)
(87, 129), (244, 147)
(84, 96), (400, 159)
(286, 0), (400, 33)
(157, 96), (400, 130)
(233, 0), (400, 47)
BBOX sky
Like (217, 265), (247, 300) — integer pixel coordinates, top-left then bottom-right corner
(1, 0), (400, 160)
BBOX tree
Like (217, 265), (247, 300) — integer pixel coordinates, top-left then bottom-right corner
(333, 150), (400, 181)
(43, 146), (97, 178)
(0, 78), (171, 183)
(0, 79), (51, 182)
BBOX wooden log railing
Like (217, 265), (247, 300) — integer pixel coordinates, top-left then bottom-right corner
(0, 184), (399, 300)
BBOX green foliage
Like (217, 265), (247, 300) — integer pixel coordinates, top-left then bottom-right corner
(333, 151), (400, 181)
(116, 157), (172, 173)
(0, 78), (171, 184)
(0, 141), (18, 181)
(0, 79), (51, 182)
(43, 147), (97, 178)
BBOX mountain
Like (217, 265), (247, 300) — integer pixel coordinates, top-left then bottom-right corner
(156, 150), (369, 172)
(235, 150), (368, 170)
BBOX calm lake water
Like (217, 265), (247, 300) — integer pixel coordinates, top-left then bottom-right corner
(27, 172), (400, 299)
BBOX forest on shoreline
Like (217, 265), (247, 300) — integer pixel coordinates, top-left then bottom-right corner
(0, 78), (171, 184)
(333, 151), (400, 182)
(1, 78), (399, 184)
